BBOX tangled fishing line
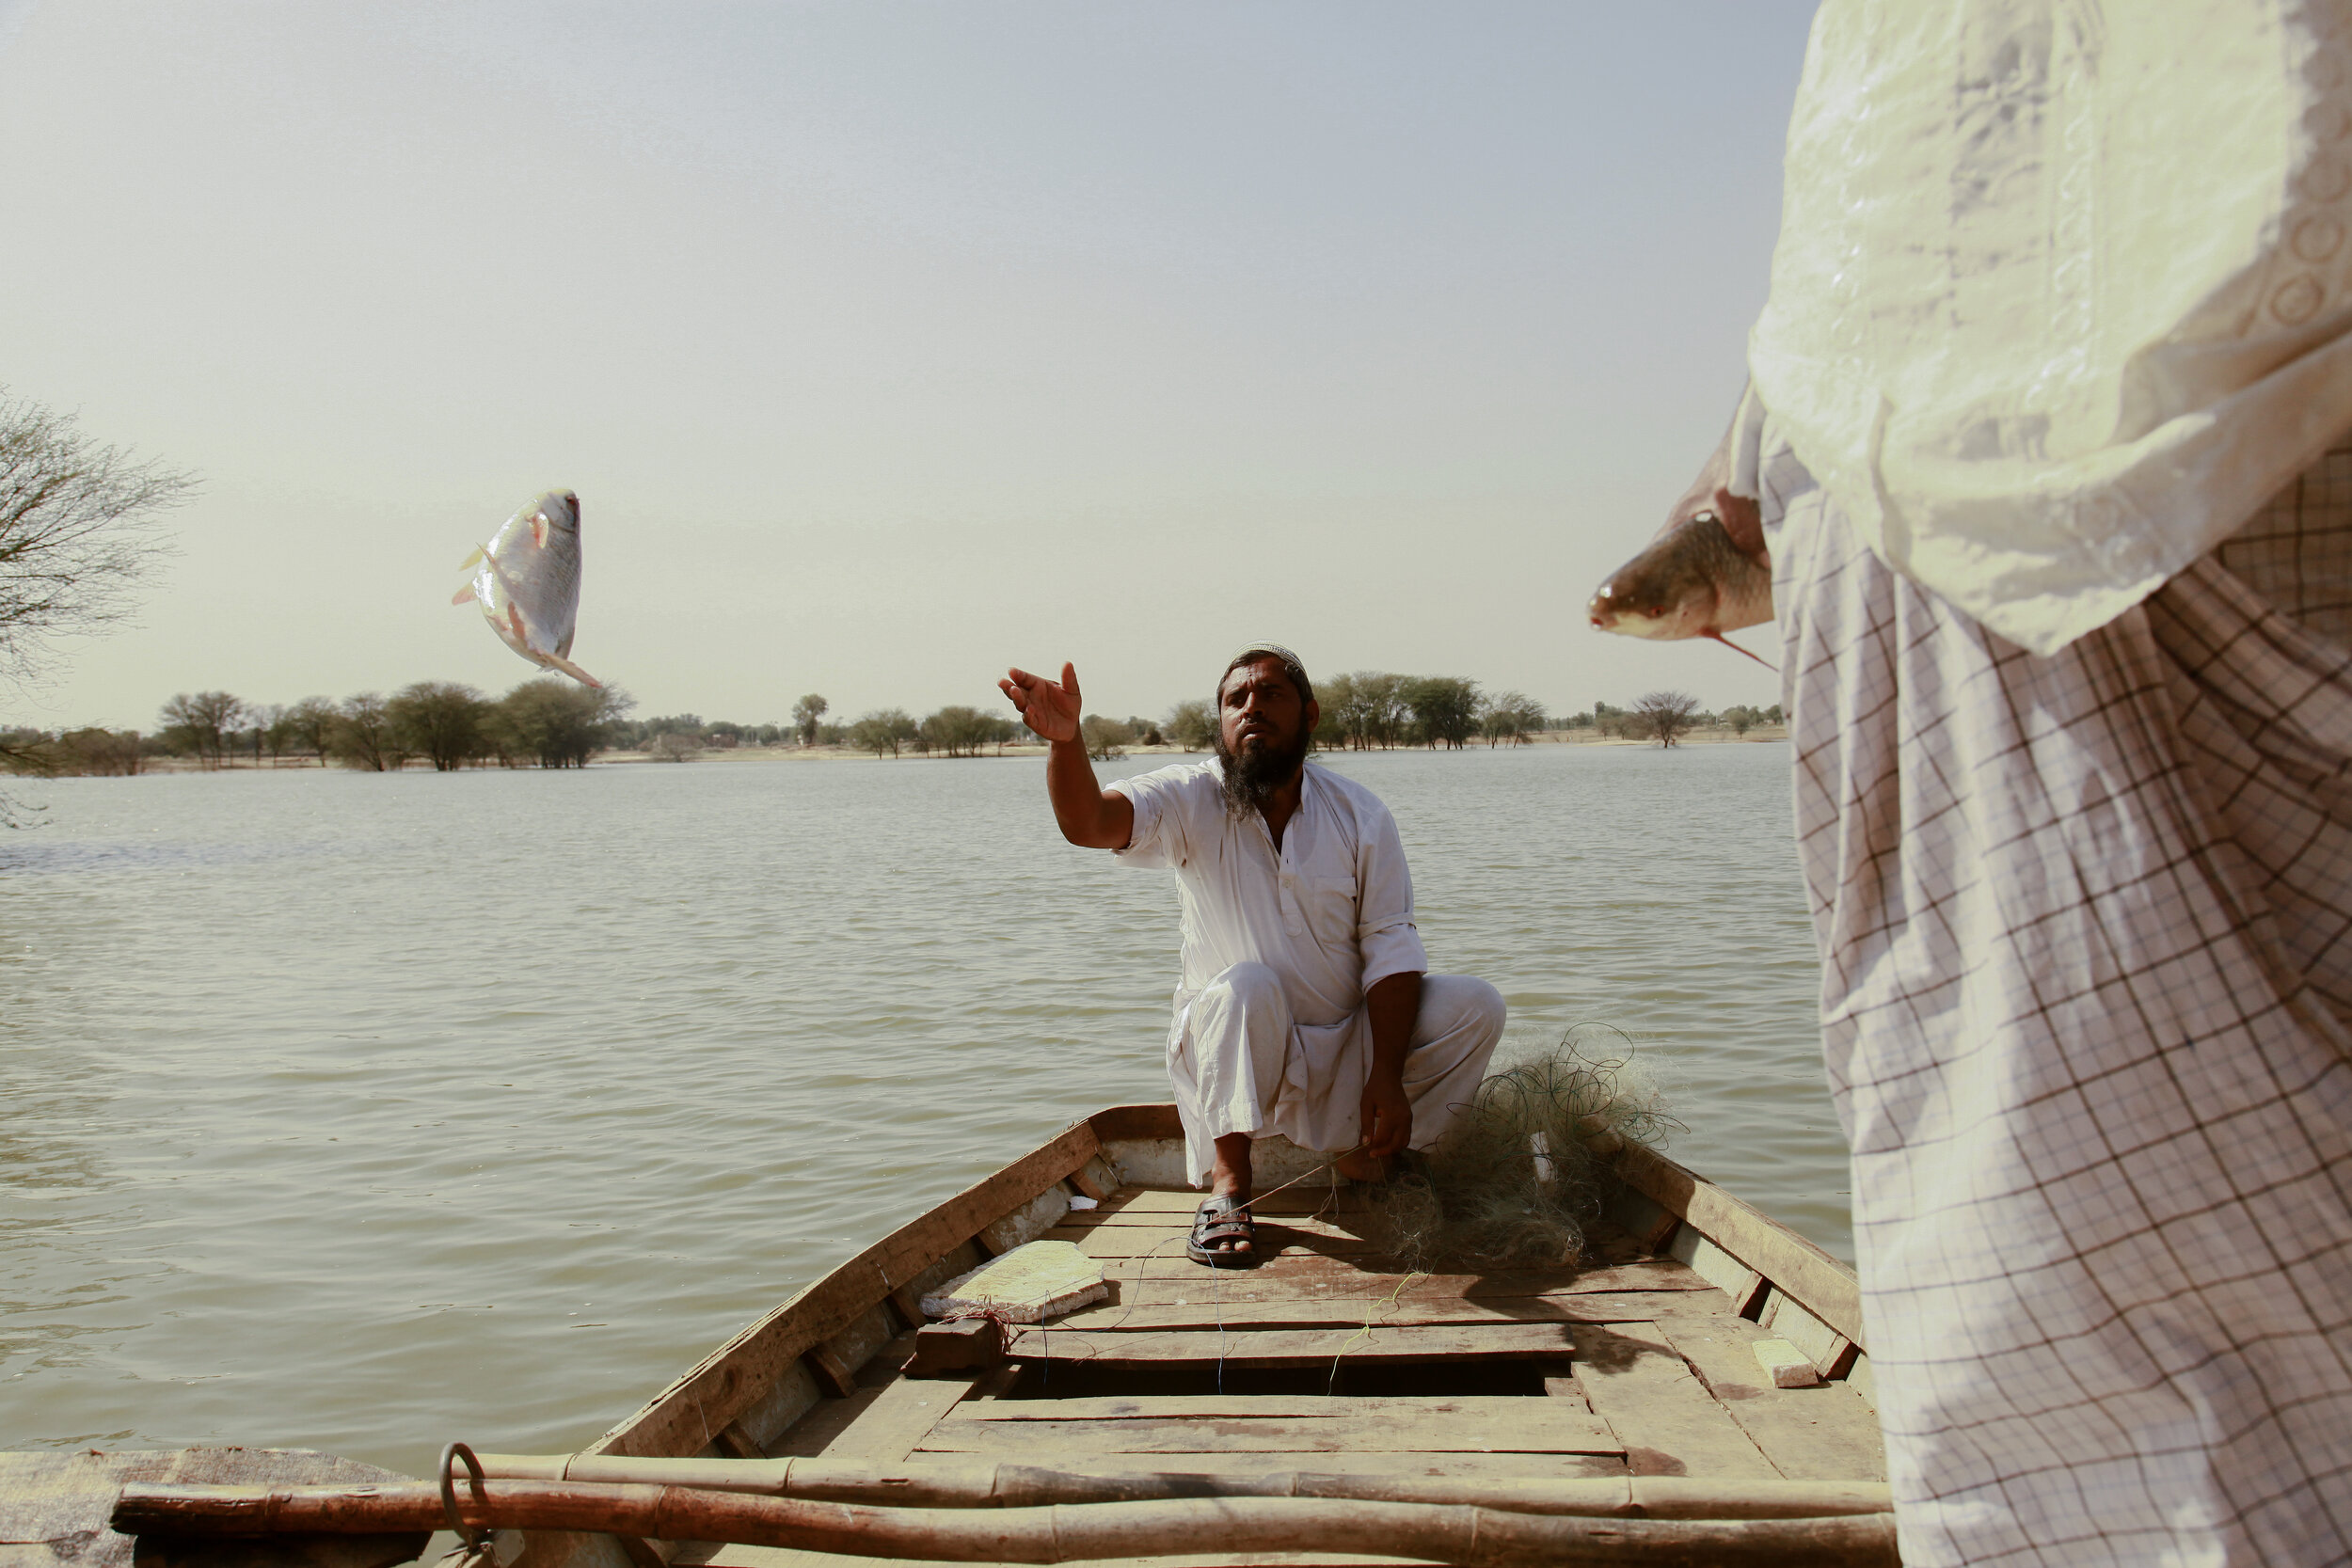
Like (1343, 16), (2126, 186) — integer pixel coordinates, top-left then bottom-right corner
(1370, 1028), (1681, 1274)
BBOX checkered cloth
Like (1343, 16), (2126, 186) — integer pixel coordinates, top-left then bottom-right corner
(1762, 440), (2352, 1565)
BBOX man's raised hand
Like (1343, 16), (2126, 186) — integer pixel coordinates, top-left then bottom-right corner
(1000, 661), (1083, 745)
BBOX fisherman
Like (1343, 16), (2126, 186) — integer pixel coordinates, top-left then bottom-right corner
(1590, 8), (2352, 1561)
(999, 644), (1505, 1266)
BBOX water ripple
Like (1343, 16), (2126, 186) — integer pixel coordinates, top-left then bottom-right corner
(0, 745), (1842, 1475)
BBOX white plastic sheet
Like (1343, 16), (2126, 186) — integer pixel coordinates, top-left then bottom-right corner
(1750, 0), (2352, 654)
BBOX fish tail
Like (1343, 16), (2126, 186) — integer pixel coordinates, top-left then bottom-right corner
(542, 653), (602, 689)
(1707, 629), (1778, 673)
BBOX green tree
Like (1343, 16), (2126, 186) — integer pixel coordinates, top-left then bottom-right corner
(849, 707), (918, 758)
(1163, 697), (1215, 752)
(648, 732), (703, 762)
(1081, 713), (1133, 762)
(1629, 689), (1702, 748)
(1480, 690), (1548, 746)
(791, 693), (829, 747)
(388, 681), (489, 771)
(275, 697), (337, 765)
(1404, 675), (1481, 750)
(922, 705), (1014, 757)
(56, 727), (142, 775)
(494, 679), (633, 768)
(157, 690), (246, 768)
(328, 692), (400, 770)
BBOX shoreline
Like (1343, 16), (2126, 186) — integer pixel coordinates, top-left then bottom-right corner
(61, 726), (1792, 775)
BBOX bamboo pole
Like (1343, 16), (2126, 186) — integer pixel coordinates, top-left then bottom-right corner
(114, 1479), (1899, 1566)
(471, 1453), (1892, 1519)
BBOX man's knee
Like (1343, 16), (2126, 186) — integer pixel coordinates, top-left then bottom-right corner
(1201, 961), (1285, 1014)
(1417, 974), (1506, 1045)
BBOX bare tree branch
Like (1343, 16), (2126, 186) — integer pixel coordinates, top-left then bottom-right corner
(0, 389), (194, 689)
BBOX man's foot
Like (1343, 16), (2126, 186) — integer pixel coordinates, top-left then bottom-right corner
(1186, 1194), (1262, 1267)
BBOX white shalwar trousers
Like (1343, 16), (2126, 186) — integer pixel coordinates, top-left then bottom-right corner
(1168, 963), (1505, 1186)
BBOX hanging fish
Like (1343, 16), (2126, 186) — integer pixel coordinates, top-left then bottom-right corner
(451, 489), (600, 688)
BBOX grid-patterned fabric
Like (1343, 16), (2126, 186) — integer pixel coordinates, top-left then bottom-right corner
(1763, 440), (2352, 1566)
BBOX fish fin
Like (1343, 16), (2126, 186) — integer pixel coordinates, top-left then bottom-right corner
(556, 628), (575, 658)
(543, 653), (601, 689)
(459, 546), (485, 570)
(1706, 629), (1778, 672)
(532, 514), (548, 549)
(451, 584), (476, 607)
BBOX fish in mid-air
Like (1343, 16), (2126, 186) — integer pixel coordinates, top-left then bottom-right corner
(451, 489), (600, 688)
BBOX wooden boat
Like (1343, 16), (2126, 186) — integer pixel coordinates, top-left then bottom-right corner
(87, 1103), (1891, 1566)
(489, 1103), (1891, 1567)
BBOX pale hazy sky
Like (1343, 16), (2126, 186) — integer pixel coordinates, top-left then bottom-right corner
(0, 2), (1815, 732)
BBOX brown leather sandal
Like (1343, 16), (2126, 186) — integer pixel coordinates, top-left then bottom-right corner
(1186, 1194), (1262, 1267)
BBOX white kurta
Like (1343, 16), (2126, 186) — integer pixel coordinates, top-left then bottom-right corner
(1109, 761), (1439, 1176)
(1754, 1), (2352, 656)
(1757, 429), (2352, 1565)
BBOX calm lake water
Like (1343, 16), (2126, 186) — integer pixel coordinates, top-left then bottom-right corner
(0, 741), (1839, 1476)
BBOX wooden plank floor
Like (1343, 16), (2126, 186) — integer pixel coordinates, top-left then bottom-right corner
(694, 1183), (1885, 1567)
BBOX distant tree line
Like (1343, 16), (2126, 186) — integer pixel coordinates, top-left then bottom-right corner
(5, 679), (635, 775)
(8, 678), (1788, 778)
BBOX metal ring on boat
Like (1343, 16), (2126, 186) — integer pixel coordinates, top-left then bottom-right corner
(438, 1441), (491, 1551)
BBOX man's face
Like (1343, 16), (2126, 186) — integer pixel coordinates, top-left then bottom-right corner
(1217, 657), (1318, 762)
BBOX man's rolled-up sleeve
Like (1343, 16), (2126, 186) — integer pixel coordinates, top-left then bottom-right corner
(1107, 765), (1193, 870)
(1357, 805), (1427, 989)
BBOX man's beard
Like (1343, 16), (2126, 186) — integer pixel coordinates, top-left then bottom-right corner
(1216, 725), (1311, 821)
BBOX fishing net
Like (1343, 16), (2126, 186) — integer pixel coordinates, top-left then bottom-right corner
(1371, 1027), (1679, 1274)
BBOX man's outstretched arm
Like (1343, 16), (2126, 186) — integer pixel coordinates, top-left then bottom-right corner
(999, 661), (1135, 850)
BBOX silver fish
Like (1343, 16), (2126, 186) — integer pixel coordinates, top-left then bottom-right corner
(1586, 508), (1774, 667)
(451, 489), (599, 688)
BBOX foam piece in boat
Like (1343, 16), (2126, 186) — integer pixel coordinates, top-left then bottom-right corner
(1752, 1337), (1821, 1388)
(921, 1240), (1106, 1323)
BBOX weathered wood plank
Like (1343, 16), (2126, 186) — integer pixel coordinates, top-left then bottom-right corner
(886, 1241), (983, 1327)
(1757, 1288), (1859, 1378)
(592, 1119), (1102, 1459)
(766, 1387), (885, 1459)
(807, 1304), (898, 1397)
(1082, 1259), (1712, 1297)
(1669, 1227), (1769, 1317)
(1053, 1222), (1385, 1259)
(1067, 1189), (1380, 1220)
(952, 1450), (1630, 1481)
(818, 1374), (982, 1464)
(946, 1393), (1588, 1422)
(1651, 1317), (1885, 1481)
(1567, 1323), (1779, 1481)
(1089, 1105), (1186, 1142)
(1066, 1157), (1118, 1202)
(1007, 1323), (1578, 1367)
(1614, 1143), (1863, 1348)
(710, 1424), (766, 1461)
(678, 1548), (1432, 1568)
(917, 1407), (1618, 1456)
(1049, 1288), (1736, 1334)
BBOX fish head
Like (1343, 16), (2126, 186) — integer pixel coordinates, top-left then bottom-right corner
(536, 490), (580, 537)
(1589, 509), (1747, 639)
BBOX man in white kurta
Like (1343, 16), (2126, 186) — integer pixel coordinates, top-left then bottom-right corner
(1109, 742), (1504, 1190)
(1000, 644), (1504, 1256)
